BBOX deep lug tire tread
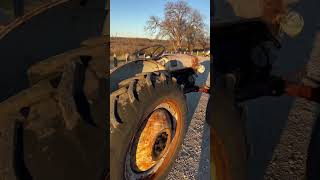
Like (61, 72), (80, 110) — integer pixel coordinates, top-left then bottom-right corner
(110, 71), (187, 180)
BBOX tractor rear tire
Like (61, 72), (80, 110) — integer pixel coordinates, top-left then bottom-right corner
(110, 72), (187, 180)
(0, 42), (107, 180)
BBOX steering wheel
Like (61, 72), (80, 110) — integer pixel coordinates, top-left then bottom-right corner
(135, 45), (166, 60)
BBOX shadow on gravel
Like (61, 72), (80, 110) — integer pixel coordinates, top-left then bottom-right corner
(246, 0), (320, 179)
(246, 97), (293, 180)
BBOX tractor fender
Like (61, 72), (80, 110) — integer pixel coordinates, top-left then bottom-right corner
(110, 60), (165, 93)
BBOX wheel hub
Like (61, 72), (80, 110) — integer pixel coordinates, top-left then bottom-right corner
(132, 109), (172, 172)
(153, 132), (169, 159)
(125, 100), (183, 179)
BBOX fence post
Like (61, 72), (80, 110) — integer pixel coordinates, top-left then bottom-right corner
(125, 53), (129, 63)
(113, 54), (118, 67)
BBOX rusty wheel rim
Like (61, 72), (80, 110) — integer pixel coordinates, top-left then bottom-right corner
(133, 109), (172, 172)
(125, 100), (182, 179)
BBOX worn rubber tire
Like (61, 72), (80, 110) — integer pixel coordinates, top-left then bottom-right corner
(110, 72), (187, 180)
(0, 43), (107, 180)
(206, 75), (248, 180)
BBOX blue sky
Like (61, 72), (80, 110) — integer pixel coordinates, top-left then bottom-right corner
(110, 0), (210, 38)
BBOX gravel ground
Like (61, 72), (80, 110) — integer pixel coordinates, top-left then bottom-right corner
(264, 25), (320, 179)
(167, 57), (210, 180)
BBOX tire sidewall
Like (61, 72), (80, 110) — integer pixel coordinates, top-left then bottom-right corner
(206, 82), (248, 180)
(110, 76), (187, 180)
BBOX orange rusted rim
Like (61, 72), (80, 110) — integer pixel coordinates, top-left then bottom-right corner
(133, 109), (172, 171)
(211, 128), (231, 180)
(125, 99), (183, 179)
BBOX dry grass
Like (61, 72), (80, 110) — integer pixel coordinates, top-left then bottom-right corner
(110, 37), (171, 56)
(110, 37), (210, 58)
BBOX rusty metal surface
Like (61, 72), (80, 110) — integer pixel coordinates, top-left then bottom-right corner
(125, 100), (184, 180)
(151, 100), (183, 180)
(133, 109), (172, 172)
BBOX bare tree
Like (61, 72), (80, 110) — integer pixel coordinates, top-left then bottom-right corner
(184, 10), (205, 52)
(145, 0), (206, 51)
(197, 27), (210, 50)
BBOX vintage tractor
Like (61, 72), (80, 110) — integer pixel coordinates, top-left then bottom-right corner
(0, 0), (108, 179)
(109, 44), (208, 179)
